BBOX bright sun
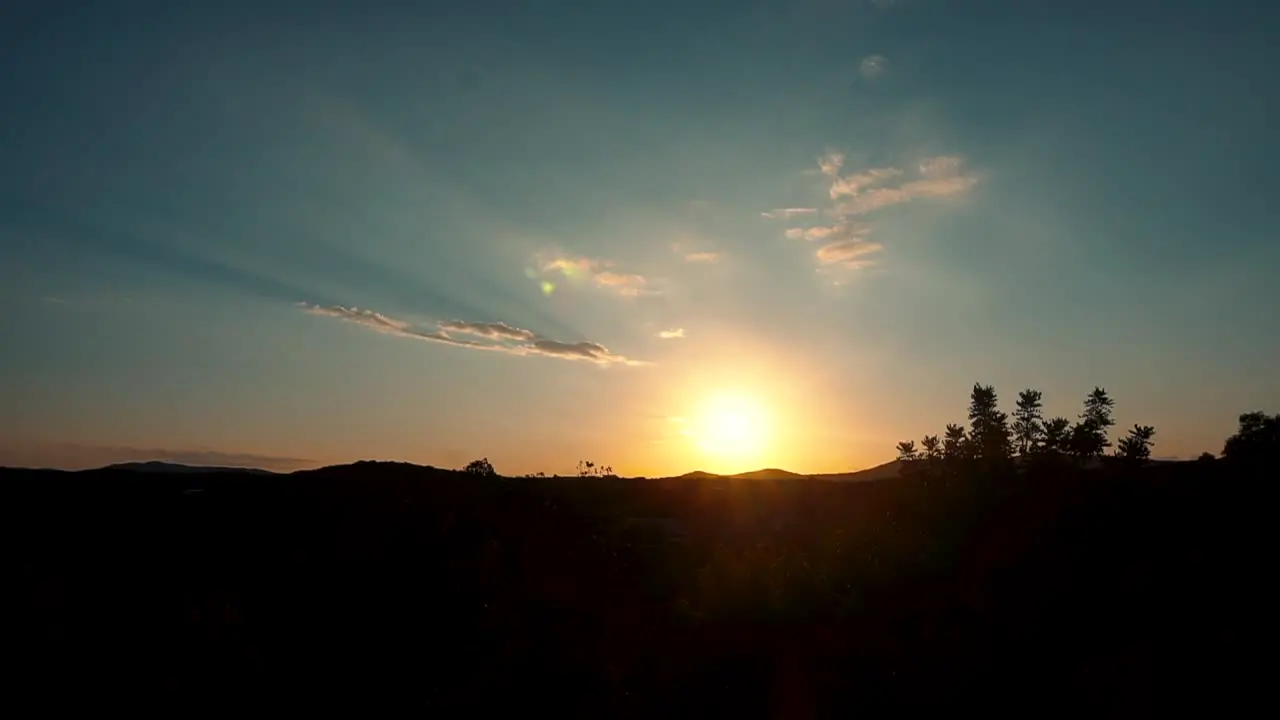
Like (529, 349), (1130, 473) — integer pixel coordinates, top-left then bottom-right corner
(691, 393), (770, 466)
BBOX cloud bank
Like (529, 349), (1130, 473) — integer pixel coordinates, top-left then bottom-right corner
(303, 304), (642, 366)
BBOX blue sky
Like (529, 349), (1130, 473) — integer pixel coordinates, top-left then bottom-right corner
(3, 0), (1278, 475)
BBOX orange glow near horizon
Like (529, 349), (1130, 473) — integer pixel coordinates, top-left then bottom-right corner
(681, 391), (773, 474)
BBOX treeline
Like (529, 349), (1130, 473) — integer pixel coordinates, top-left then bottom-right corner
(895, 383), (1279, 472)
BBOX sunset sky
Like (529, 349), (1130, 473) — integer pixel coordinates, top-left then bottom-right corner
(3, 1), (1278, 475)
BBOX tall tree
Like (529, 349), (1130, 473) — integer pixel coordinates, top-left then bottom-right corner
(920, 434), (943, 462)
(1071, 387), (1116, 458)
(1042, 417), (1072, 456)
(895, 440), (920, 463)
(942, 423), (968, 461)
(1116, 424), (1156, 462)
(1221, 411), (1280, 464)
(967, 383), (1013, 461)
(1012, 389), (1045, 456)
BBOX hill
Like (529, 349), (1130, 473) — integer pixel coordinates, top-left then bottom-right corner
(2, 457), (1261, 714)
(97, 461), (277, 475)
(677, 460), (901, 482)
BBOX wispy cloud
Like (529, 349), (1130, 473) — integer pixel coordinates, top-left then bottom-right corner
(669, 241), (721, 263)
(860, 54), (888, 80)
(770, 151), (979, 271)
(815, 240), (883, 269)
(828, 167), (903, 199)
(657, 328), (685, 339)
(786, 224), (868, 242)
(761, 208), (818, 219)
(538, 253), (656, 297)
(593, 271), (650, 296)
(683, 251), (720, 263)
(438, 320), (536, 342)
(303, 304), (642, 366)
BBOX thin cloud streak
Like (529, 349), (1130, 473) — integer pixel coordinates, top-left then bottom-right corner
(761, 208), (818, 219)
(302, 304), (643, 366)
(683, 251), (720, 263)
(657, 328), (685, 339)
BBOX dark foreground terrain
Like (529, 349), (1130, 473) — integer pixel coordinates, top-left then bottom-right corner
(3, 460), (1263, 715)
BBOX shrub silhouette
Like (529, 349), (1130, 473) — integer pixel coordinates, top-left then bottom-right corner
(1221, 411), (1280, 465)
(463, 457), (497, 477)
(1115, 424), (1156, 462)
(576, 460), (616, 478)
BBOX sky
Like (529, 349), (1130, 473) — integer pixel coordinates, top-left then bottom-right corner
(2, 0), (1278, 476)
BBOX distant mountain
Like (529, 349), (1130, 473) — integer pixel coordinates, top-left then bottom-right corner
(677, 461), (901, 483)
(729, 468), (806, 480)
(811, 460), (904, 482)
(96, 461), (276, 475)
(677, 470), (721, 480)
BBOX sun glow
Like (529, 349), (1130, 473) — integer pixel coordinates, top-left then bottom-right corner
(688, 393), (771, 470)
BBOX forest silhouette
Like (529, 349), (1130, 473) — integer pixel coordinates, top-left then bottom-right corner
(4, 389), (1275, 714)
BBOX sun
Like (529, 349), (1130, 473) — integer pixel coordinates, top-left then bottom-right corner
(690, 393), (771, 467)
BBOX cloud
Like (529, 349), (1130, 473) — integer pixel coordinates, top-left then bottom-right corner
(860, 55), (888, 79)
(438, 320), (536, 342)
(829, 167), (903, 199)
(302, 303), (642, 366)
(683, 251), (720, 263)
(542, 256), (599, 279)
(815, 240), (883, 269)
(919, 155), (965, 179)
(593, 271), (649, 297)
(539, 254), (656, 296)
(657, 328), (685, 339)
(819, 151), (844, 177)
(767, 153), (978, 272)
(785, 223), (873, 244)
(761, 208), (818, 219)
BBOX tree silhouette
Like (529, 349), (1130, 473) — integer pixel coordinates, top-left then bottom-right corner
(895, 441), (919, 463)
(1115, 425), (1156, 462)
(1070, 387), (1116, 459)
(942, 423), (968, 461)
(920, 435), (942, 462)
(463, 457), (497, 477)
(1042, 417), (1072, 457)
(1012, 389), (1045, 456)
(893, 384), (1156, 476)
(967, 383), (1012, 461)
(1221, 411), (1280, 464)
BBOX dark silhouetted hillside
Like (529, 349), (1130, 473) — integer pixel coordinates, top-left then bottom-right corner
(98, 460), (277, 475)
(3, 457), (1264, 714)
